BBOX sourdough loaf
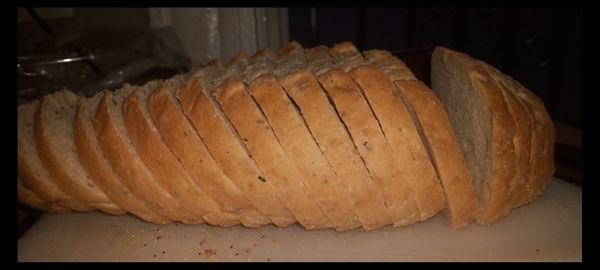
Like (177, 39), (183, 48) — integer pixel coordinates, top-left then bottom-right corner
(18, 41), (553, 230)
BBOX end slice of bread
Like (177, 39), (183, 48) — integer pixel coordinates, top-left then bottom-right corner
(75, 91), (171, 224)
(35, 90), (123, 214)
(18, 100), (87, 211)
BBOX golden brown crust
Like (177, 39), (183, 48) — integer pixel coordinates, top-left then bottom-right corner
(279, 69), (393, 231)
(363, 50), (417, 81)
(476, 66), (534, 209)
(318, 68), (421, 227)
(362, 49), (477, 228)
(248, 73), (361, 231)
(18, 101), (87, 211)
(35, 92), (123, 214)
(214, 76), (330, 230)
(74, 96), (171, 224)
(468, 68), (517, 224)
(349, 66), (446, 221)
(123, 85), (239, 227)
(513, 87), (554, 200)
(147, 83), (270, 228)
(18, 182), (69, 213)
(177, 76), (295, 227)
(393, 79), (478, 228)
(94, 91), (199, 223)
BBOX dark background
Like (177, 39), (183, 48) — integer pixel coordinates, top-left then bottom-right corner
(289, 8), (582, 128)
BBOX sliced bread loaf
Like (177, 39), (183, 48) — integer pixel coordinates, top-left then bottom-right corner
(277, 43), (392, 231)
(94, 84), (201, 223)
(321, 42), (421, 227)
(345, 51), (446, 222)
(18, 100), (86, 211)
(35, 90), (123, 214)
(123, 77), (240, 227)
(147, 73), (271, 228)
(245, 48), (361, 231)
(177, 60), (296, 227)
(213, 54), (330, 230)
(363, 49), (477, 228)
(75, 91), (171, 223)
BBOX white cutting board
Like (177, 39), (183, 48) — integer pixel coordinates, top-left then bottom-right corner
(17, 178), (581, 262)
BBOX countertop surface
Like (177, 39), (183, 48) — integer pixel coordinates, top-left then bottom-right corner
(17, 178), (581, 262)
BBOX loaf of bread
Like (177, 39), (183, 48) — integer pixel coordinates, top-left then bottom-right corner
(17, 42), (554, 231)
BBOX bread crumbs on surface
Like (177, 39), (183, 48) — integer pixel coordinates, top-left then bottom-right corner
(204, 249), (216, 257)
(199, 239), (207, 245)
(267, 258), (271, 261)
(153, 254), (157, 257)
(230, 245), (234, 249)
(156, 236), (163, 240)
(162, 251), (166, 254)
(536, 249), (540, 252)
(235, 253), (239, 256)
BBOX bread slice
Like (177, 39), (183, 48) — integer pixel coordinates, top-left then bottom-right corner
(503, 76), (555, 203)
(94, 84), (201, 224)
(18, 179), (68, 212)
(74, 91), (171, 224)
(213, 74), (331, 230)
(320, 43), (421, 227)
(363, 49), (477, 228)
(18, 100), (87, 211)
(35, 90), (123, 214)
(276, 44), (392, 231)
(431, 47), (518, 224)
(339, 52), (446, 222)
(473, 64), (534, 209)
(123, 76), (240, 227)
(147, 73), (271, 228)
(177, 61), (296, 227)
(245, 48), (361, 231)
